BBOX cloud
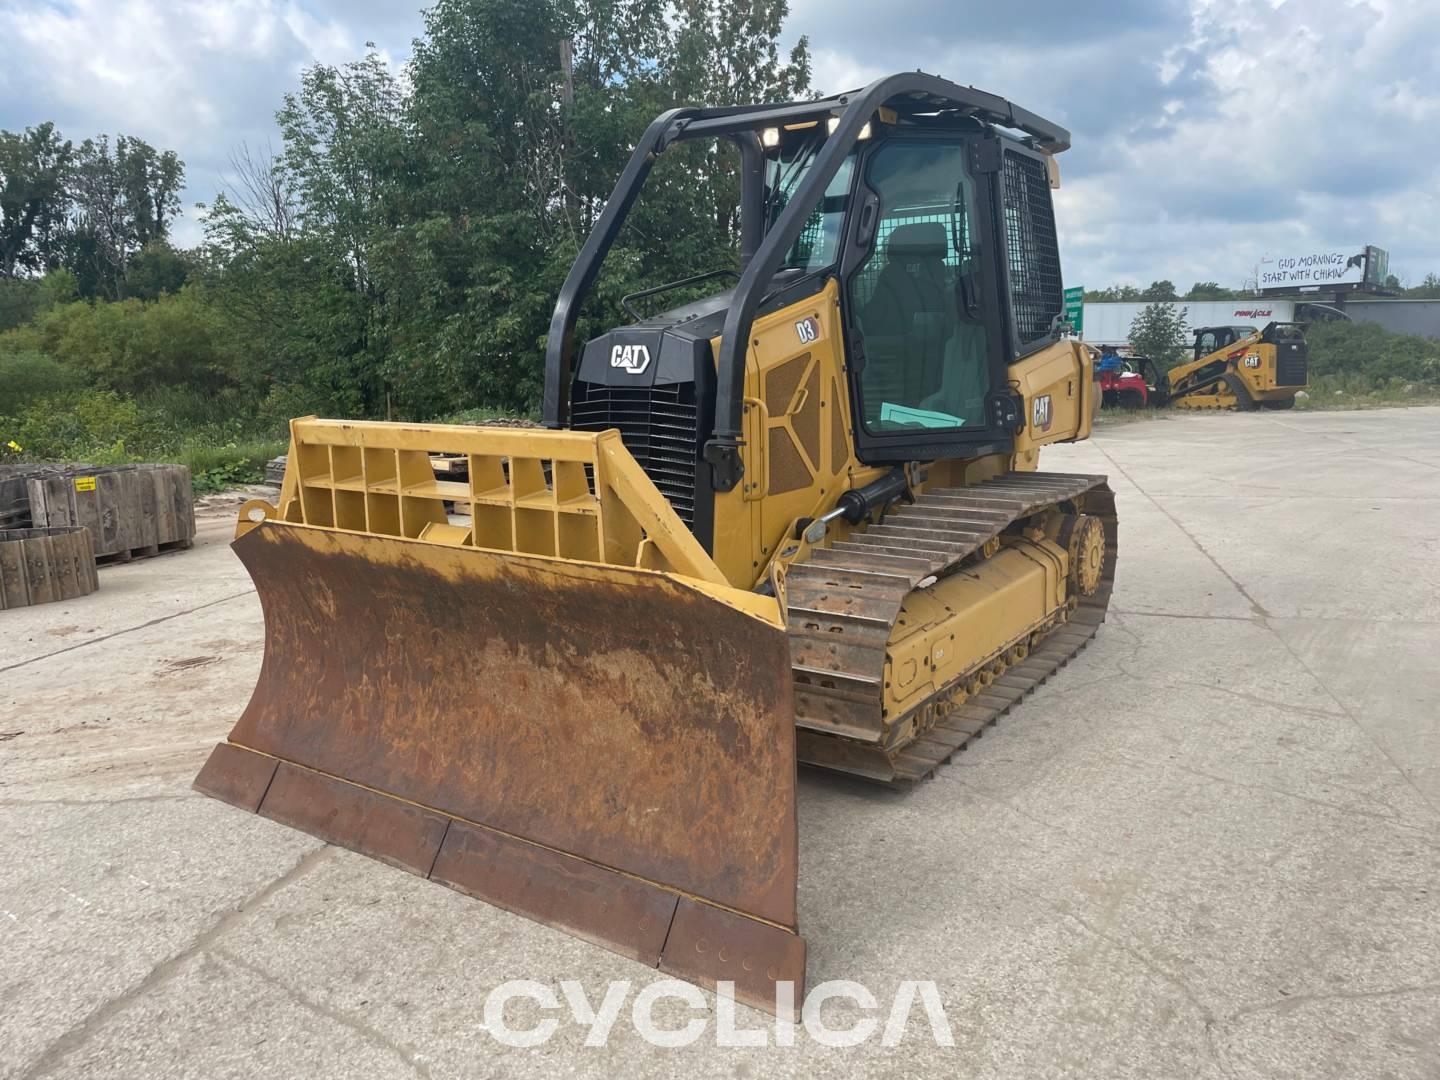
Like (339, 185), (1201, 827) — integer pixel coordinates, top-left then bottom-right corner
(795, 0), (1440, 287)
(0, 0), (422, 246)
(1, 0), (1435, 285)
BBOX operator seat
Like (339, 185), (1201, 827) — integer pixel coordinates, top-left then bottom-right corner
(860, 221), (952, 418)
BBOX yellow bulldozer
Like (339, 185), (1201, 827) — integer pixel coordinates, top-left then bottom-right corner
(195, 73), (1117, 1016)
(1161, 321), (1309, 409)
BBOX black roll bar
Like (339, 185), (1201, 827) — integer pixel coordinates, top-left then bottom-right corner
(541, 108), (694, 427)
(539, 73), (1071, 487)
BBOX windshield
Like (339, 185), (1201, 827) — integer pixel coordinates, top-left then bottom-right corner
(765, 136), (856, 273)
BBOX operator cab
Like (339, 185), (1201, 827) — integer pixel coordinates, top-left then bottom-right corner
(545, 73), (1071, 549)
(1193, 325), (1256, 360)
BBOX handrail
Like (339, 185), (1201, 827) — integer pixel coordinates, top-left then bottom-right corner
(620, 268), (739, 321)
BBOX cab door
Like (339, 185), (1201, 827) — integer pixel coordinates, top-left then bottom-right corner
(836, 133), (1012, 463)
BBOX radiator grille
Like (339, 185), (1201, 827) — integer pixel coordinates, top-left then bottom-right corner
(1274, 343), (1308, 387)
(570, 382), (700, 525)
(1002, 150), (1063, 347)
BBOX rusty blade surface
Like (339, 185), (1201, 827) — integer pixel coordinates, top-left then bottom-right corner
(225, 521), (799, 929)
(659, 898), (807, 1020)
(431, 820), (679, 966)
(193, 741), (278, 811)
(260, 762), (452, 876)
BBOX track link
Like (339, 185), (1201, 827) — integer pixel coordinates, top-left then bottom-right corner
(786, 471), (1118, 785)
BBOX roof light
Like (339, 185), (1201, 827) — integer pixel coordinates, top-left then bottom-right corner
(761, 127), (780, 148)
(826, 117), (872, 139)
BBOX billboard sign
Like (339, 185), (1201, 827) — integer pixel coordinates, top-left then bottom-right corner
(1363, 245), (1389, 287)
(1259, 246), (1389, 292)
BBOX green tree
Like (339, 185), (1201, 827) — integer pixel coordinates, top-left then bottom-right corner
(1406, 272), (1440, 299)
(389, 0), (810, 414)
(1185, 281), (1236, 301)
(65, 134), (185, 299)
(192, 0), (810, 421)
(125, 241), (191, 299)
(0, 122), (73, 277)
(1129, 301), (1189, 371)
(277, 51), (406, 303)
(1140, 279), (1178, 302)
(1083, 284), (1143, 302)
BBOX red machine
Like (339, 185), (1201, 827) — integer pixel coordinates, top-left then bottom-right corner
(1098, 357), (1157, 408)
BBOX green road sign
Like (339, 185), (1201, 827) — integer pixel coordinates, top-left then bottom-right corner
(1063, 286), (1084, 335)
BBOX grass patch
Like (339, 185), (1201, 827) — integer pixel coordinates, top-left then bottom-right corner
(1292, 375), (1440, 411)
(174, 438), (289, 494)
(1094, 406), (1173, 425)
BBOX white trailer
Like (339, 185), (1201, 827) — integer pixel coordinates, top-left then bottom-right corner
(1081, 300), (1296, 347)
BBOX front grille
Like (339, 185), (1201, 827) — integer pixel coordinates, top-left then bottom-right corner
(1002, 150), (1064, 347)
(571, 381), (700, 525)
(1275, 343), (1308, 386)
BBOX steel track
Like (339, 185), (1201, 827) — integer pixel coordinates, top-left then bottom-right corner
(785, 471), (1118, 785)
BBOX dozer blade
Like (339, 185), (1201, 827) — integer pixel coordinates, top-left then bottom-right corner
(195, 419), (805, 1016)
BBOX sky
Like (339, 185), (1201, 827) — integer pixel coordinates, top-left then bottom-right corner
(2, 0), (1437, 291)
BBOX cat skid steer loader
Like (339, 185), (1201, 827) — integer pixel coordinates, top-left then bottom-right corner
(195, 73), (1117, 1016)
(1162, 322), (1309, 409)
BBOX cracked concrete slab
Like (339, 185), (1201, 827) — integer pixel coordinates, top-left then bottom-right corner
(1, 407), (1437, 1077)
(0, 800), (321, 1079)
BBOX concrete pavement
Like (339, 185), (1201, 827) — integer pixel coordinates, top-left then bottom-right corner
(2, 408), (1438, 1078)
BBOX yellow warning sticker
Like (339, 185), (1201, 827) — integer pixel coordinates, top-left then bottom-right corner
(74, 476), (96, 492)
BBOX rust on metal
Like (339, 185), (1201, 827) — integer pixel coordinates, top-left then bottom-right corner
(193, 742), (278, 811)
(194, 518), (804, 1010)
(223, 521), (797, 927)
(259, 763), (452, 876)
(432, 820), (679, 966)
(659, 898), (807, 1020)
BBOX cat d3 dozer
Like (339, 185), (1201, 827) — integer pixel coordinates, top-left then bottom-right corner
(195, 73), (1116, 1016)
(1161, 322), (1309, 410)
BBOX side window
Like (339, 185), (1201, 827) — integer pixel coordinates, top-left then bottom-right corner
(768, 140), (856, 274)
(848, 141), (988, 433)
(780, 158), (855, 272)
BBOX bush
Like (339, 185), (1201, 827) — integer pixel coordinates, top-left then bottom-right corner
(0, 270), (78, 333)
(173, 438), (289, 494)
(0, 279), (42, 333)
(3, 287), (259, 397)
(0, 346), (88, 411)
(1305, 320), (1440, 388)
(2, 389), (141, 461)
(0, 385), (286, 490)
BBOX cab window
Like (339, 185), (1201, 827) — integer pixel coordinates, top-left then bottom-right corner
(847, 141), (988, 432)
(767, 139), (856, 274)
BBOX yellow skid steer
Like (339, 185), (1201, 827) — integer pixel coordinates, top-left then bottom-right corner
(1163, 322), (1309, 410)
(196, 73), (1117, 1016)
